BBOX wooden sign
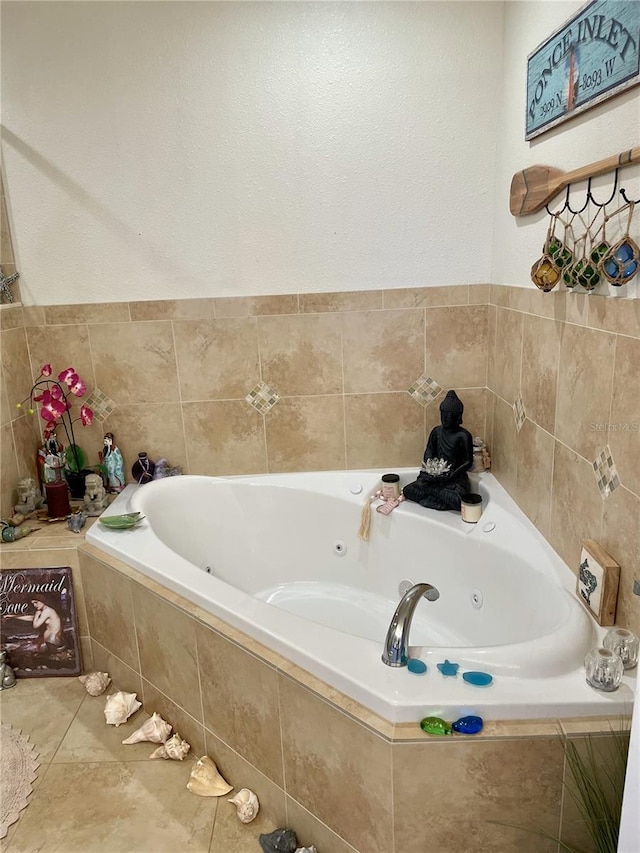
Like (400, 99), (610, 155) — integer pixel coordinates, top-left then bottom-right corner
(526, 0), (640, 140)
(577, 540), (620, 626)
(0, 567), (81, 677)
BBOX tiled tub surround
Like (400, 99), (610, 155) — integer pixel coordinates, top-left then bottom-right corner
(71, 542), (627, 853)
(1, 281), (638, 633)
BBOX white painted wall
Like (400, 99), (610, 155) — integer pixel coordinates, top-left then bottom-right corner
(492, 1), (640, 296)
(1, 1), (504, 305)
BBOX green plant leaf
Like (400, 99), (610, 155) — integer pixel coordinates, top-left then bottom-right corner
(65, 444), (86, 473)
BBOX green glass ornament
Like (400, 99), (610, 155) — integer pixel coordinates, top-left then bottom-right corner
(420, 716), (453, 736)
(547, 237), (573, 269)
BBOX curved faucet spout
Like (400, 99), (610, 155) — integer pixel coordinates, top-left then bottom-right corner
(382, 582), (440, 667)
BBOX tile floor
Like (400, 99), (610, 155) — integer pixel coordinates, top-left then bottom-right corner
(0, 676), (304, 853)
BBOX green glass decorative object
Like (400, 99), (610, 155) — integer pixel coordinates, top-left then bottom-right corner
(572, 258), (601, 291)
(590, 241), (610, 265)
(420, 716), (453, 736)
(547, 236), (573, 269)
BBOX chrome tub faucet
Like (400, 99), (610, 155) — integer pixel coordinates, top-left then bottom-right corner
(382, 582), (440, 667)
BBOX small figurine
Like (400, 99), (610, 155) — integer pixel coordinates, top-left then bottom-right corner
(131, 452), (155, 485)
(152, 458), (183, 479)
(83, 473), (109, 516)
(471, 436), (491, 473)
(42, 437), (65, 484)
(0, 650), (17, 690)
(13, 477), (44, 515)
(403, 390), (474, 512)
(1, 520), (39, 542)
(67, 510), (88, 533)
(102, 433), (125, 493)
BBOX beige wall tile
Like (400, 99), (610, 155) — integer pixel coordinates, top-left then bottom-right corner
(183, 400), (266, 475)
(490, 283), (511, 307)
(279, 674), (392, 853)
(91, 640), (143, 696)
(44, 303), (130, 325)
(521, 314), (561, 434)
(426, 305), (488, 389)
(25, 324), (95, 389)
(601, 485), (640, 636)
(516, 418), (554, 538)
(286, 797), (359, 853)
(11, 412), (40, 482)
(79, 552), (139, 671)
(555, 324), (616, 461)
(89, 321), (179, 404)
(0, 547), (78, 570)
(342, 309), (424, 394)
(608, 335), (640, 496)
(21, 306), (45, 327)
(1, 327), (32, 422)
(345, 392), (424, 470)
(485, 389), (495, 451)
(196, 623), (283, 785)
(205, 727), (287, 852)
(174, 318), (259, 401)
(383, 285), (469, 308)
(393, 738), (563, 853)
(488, 307), (522, 403)
(589, 294), (640, 339)
(266, 395), (345, 472)
(131, 583), (201, 720)
(468, 283), (491, 304)
(129, 298), (215, 321)
(564, 291), (590, 326)
(299, 290), (382, 313)
(214, 294), (299, 318)
(486, 304), (497, 393)
(491, 396), (517, 497)
(1, 421), (19, 517)
(0, 304), (22, 330)
(102, 403), (188, 479)
(1, 368), (11, 426)
(258, 313), (342, 396)
(141, 678), (206, 756)
(550, 441), (604, 572)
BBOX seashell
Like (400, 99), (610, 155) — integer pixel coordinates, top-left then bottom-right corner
(228, 788), (259, 823)
(122, 712), (172, 745)
(78, 671), (111, 696)
(104, 691), (142, 726)
(294, 848), (318, 853)
(149, 733), (191, 761)
(187, 755), (232, 797)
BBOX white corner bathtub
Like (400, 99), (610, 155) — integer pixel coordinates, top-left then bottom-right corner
(86, 469), (636, 722)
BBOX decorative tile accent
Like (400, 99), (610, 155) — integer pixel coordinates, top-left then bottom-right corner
(407, 374), (442, 406)
(592, 446), (620, 500)
(84, 388), (117, 422)
(245, 381), (280, 414)
(512, 395), (526, 432)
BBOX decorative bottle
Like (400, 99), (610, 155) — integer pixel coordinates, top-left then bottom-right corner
(132, 452), (155, 486)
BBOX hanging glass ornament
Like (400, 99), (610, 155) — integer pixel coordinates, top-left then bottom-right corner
(600, 202), (639, 286)
(531, 214), (565, 291)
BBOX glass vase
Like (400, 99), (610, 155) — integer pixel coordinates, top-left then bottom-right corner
(603, 627), (639, 670)
(584, 647), (624, 692)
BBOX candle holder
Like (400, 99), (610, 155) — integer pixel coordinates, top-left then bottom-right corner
(584, 647), (624, 692)
(603, 627), (639, 670)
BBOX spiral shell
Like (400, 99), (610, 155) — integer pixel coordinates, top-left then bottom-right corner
(149, 733), (191, 761)
(228, 788), (259, 823)
(122, 712), (172, 745)
(186, 756), (232, 797)
(78, 671), (111, 696)
(104, 691), (142, 726)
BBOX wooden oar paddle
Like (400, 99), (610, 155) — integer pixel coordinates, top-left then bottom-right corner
(510, 146), (640, 216)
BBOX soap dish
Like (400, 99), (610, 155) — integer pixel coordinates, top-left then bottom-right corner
(99, 512), (144, 530)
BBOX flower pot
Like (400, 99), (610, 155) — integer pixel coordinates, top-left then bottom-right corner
(65, 469), (93, 501)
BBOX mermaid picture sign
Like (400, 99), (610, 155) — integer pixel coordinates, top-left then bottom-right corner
(526, 0), (640, 140)
(0, 567), (81, 677)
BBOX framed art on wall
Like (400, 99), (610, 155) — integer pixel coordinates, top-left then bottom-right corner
(0, 567), (81, 677)
(526, 0), (640, 140)
(577, 540), (620, 627)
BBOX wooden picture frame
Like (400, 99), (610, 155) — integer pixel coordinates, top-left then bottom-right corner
(0, 567), (81, 677)
(526, 0), (640, 140)
(577, 540), (620, 626)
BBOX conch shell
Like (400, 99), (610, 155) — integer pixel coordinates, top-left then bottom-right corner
(228, 788), (259, 823)
(104, 691), (142, 726)
(149, 733), (191, 761)
(78, 671), (111, 696)
(187, 755), (232, 797)
(295, 848), (317, 853)
(122, 712), (172, 745)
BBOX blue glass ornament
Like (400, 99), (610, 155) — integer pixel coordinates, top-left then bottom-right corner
(462, 671), (493, 687)
(436, 659), (459, 677)
(407, 658), (427, 675)
(452, 715), (484, 734)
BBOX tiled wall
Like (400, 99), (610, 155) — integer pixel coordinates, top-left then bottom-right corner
(0, 174), (20, 304)
(69, 544), (623, 853)
(486, 286), (640, 637)
(1, 282), (638, 633)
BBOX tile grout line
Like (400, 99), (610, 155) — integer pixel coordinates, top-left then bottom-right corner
(276, 674), (288, 826)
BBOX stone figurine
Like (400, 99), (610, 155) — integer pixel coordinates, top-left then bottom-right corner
(14, 477), (44, 516)
(0, 650), (17, 690)
(83, 473), (109, 516)
(102, 433), (125, 493)
(403, 390), (473, 512)
(259, 829), (298, 853)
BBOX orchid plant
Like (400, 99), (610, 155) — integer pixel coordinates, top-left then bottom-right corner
(17, 364), (94, 474)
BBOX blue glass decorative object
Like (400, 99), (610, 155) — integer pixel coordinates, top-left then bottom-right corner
(436, 659), (459, 677)
(601, 238), (640, 286)
(407, 658), (427, 675)
(462, 671), (493, 687)
(420, 716), (453, 736)
(452, 715), (484, 734)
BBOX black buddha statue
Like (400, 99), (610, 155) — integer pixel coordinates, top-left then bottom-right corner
(403, 390), (474, 511)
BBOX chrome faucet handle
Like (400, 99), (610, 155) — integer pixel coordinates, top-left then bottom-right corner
(382, 582), (440, 667)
